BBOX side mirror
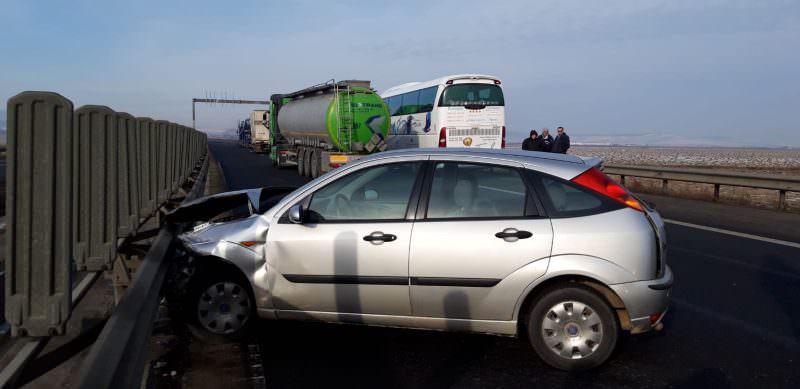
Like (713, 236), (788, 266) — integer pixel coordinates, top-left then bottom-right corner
(288, 204), (304, 224)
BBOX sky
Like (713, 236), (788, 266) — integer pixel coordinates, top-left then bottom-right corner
(1, 0), (798, 146)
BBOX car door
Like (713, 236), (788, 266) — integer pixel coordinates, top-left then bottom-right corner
(409, 158), (553, 321)
(267, 160), (424, 318)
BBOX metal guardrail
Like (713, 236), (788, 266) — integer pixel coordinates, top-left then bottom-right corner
(1, 91), (208, 388)
(75, 155), (208, 389)
(604, 164), (800, 210)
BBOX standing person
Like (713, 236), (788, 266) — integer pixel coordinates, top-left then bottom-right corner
(540, 128), (554, 152)
(522, 130), (544, 151)
(552, 126), (571, 154)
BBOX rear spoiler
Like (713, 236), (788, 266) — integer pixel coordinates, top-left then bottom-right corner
(576, 156), (603, 169)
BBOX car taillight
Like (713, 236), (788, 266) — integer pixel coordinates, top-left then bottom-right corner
(501, 126), (506, 148)
(438, 127), (447, 148)
(649, 312), (663, 324)
(571, 167), (644, 212)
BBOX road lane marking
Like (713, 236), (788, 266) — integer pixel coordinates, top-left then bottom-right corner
(664, 219), (800, 249)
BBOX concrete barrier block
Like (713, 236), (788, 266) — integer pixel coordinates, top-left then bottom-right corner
(5, 91), (74, 336)
(73, 105), (118, 271)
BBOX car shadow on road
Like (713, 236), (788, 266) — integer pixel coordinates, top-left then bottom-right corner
(759, 253), (800, 345)
(258, 284), (503, 388)
(667, 368), (732, 389)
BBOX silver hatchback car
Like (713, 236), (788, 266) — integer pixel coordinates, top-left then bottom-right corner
(170, 148), (673, 370)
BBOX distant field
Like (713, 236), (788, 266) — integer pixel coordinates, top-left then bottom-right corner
(570, 146), (800, 212)
(572, 146), (800, 175)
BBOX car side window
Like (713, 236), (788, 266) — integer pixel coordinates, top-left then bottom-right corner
(426, 162), (529, 219)
(527, 172), (624, 218)
(306, 162), (422, 222)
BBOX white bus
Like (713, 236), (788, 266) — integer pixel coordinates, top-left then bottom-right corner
(380, 74), (506, 149)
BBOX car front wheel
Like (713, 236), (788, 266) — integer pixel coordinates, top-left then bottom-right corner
(187, 270), (255, 341)
(527, 285), (618, 370)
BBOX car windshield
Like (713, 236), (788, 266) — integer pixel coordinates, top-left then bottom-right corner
(438, 83), (504, 107)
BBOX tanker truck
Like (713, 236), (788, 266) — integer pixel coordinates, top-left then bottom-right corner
(269, 79), (390, 178)
(250, 109), (270, 153)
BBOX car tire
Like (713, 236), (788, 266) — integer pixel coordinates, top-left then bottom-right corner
(297, 148), (305, 176)
(185, 268), (256, 341)
(527, 285), (618, 371)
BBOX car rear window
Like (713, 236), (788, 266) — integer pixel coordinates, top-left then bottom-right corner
(527, 171), (624, 218)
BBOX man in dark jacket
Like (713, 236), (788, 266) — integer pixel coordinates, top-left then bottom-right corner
(521, 130), (545, 151)
(552, 126), (571, 154)
(540, 128), (554, 152)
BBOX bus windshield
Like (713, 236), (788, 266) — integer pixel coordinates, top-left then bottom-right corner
(438, 83), (504, 107)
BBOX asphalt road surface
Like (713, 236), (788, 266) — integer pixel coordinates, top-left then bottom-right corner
(209, 139), (800, 389)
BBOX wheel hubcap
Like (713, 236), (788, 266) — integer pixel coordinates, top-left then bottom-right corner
(197, 282), (251, 335)
(541, 300), (603, 360)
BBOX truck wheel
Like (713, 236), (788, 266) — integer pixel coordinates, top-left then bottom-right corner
(527, 285), (618, 371)
(303, 149), (313, 178)
(310, 150), (320, 178)
(297, 148), (305, 176)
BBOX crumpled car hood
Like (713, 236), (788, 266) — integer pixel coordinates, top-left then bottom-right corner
(178, 213), (271, 256)
(166, 186), (298, 224)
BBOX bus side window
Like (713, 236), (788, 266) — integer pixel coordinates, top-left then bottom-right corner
(386, 96), (402, 116)
(418, 86), (437, 113)
(400, 91), (420, 115)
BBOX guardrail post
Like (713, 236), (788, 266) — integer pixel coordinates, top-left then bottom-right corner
(779, 190), (787, 210)
(5, 91), (74, 336)
(713, 184), (720, 202)
(661, 179), (668, 195)
(619, 175), (625, 186)
(73, 105), (118, 271)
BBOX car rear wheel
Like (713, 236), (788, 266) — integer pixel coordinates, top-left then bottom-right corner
(527, 285), (618, 371)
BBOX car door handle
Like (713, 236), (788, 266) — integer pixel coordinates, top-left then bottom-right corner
(363, 231), (397, 243)
(495, 229), (533, 240)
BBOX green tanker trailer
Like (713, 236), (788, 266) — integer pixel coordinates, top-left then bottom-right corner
(269, 79), (390, 178)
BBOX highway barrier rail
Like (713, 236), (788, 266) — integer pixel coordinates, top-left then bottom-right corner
(1, 91), (208, 388)
(604, 164), (800, 211)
